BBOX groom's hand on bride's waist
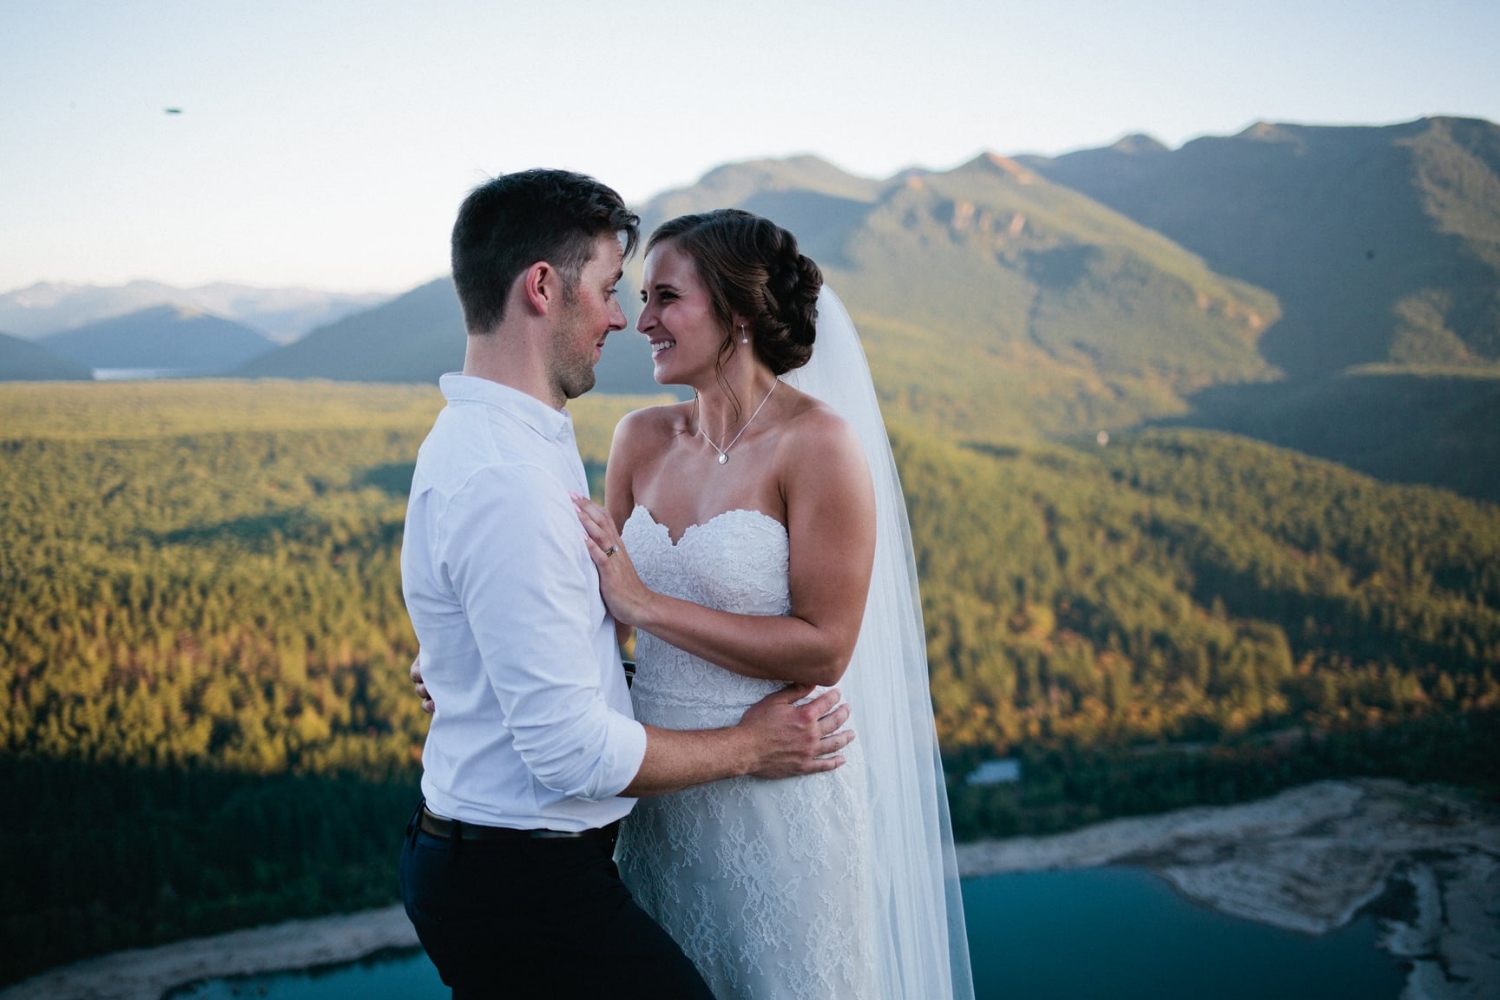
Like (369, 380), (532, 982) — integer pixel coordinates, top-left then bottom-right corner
(739, 684), (854, 780)
(411, 652), (853, 786)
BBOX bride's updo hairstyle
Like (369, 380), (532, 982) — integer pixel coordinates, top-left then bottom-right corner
(647, 209), (823, 377)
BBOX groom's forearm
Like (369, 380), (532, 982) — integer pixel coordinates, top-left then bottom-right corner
(621, 725), (756, 797)
(621, 686), (853, 797)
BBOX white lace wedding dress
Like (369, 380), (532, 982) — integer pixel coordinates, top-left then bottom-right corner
(616, 504), (878, 1000)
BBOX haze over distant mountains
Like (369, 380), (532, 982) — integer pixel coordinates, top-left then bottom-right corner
(0, 281), (391, 343)
(40, 306), (278, 374)
(0, 330), (92, 381)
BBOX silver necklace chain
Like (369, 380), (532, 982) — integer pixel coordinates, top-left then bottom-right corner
(699, 379), (778, 465)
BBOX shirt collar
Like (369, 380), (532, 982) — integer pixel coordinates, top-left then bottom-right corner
(439, 372), (574, 442)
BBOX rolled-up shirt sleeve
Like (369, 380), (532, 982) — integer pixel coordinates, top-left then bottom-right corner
(442, 463), (646, 800)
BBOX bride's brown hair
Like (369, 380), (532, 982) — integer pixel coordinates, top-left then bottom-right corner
(647, 210), (823, 379)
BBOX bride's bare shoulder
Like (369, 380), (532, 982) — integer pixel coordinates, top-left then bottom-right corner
(611, 400), (694, 457)
(776, 386), (868, 480)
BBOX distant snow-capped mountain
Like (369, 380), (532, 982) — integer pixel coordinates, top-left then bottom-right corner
(0, 281), (392, 343)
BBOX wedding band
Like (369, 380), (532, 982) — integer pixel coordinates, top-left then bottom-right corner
(605, 545), (618, 557)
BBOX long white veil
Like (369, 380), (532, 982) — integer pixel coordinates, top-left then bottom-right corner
(782, 287), (975, 1000)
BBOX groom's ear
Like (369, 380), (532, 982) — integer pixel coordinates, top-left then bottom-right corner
(517, 261), (560, 317)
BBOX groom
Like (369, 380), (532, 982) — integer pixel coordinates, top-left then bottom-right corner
(398, 169), (854, 999)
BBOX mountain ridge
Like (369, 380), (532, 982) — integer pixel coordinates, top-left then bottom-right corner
(0, 281), (392, 343)
(0, 330), (92, 382)
(258, 149), (1280, 427)
(58, 114), (1499, 498)
(39, 305), (278, 373)
(1020, 115), (1500, 375)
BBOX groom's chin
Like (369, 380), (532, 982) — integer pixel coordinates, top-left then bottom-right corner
(563, 371), (597, 401)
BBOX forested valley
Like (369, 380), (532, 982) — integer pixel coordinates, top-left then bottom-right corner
(901, 426), (1500, 835)
(1, 380), (1497, 985)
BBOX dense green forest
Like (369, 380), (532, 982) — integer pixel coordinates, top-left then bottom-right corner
(905, 425), (1500, 753)
(2, 381), (1498, 985)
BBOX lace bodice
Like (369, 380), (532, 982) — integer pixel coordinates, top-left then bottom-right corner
(622, 505), (791, 729)
(617, 504), (876, 1000)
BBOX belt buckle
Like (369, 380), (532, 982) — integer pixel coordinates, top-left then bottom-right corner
(530, 829), (584, 840)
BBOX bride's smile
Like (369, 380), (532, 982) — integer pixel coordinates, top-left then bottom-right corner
(637, 242), (739, 386)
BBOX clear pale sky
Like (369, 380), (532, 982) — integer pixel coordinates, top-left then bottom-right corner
(3, 0), (1497, 294)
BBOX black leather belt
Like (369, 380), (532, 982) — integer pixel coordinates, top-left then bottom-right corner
(418, 805), (619, 843)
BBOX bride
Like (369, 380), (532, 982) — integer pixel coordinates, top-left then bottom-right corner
(572, 210), (973, 1000)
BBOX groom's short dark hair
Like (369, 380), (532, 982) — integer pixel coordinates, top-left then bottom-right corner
(451, 169), (639, 334)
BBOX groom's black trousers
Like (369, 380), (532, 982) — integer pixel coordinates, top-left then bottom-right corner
(399, 804), (714, 1000)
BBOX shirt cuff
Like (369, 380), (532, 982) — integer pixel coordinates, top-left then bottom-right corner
(597, 714), (649, 799)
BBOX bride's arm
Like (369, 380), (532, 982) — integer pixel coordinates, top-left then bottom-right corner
(580, 407), (875, 687)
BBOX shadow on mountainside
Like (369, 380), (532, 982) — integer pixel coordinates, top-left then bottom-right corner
(1155, 370), (1500, 504)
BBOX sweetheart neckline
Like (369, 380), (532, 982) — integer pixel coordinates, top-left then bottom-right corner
(628, 503), (787, 548)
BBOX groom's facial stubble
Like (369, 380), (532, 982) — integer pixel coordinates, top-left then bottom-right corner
(548, 234), (628, 402)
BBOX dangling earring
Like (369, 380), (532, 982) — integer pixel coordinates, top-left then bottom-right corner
(739, 324), (749, 344)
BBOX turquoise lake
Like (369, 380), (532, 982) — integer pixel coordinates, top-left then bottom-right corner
(167, 867), (1407, 999)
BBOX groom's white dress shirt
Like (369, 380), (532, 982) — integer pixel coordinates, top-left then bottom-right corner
(402, 373), (647, 831)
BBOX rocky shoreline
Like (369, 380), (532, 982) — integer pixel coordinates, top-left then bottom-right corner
(956, 779), (1500, 1000)
(6, 779), (1495, 1000)
(0, 908), (418, 1000)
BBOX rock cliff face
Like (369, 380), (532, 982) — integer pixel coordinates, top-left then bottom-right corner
(958, 779), (1500, 1000)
